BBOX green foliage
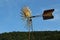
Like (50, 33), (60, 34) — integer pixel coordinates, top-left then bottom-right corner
(0, 31), (60, 40)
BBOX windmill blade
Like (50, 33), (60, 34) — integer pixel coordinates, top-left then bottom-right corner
(20, 9), (25, 16)
(19, 13), (24, 17)
(20, 10), (26, 21)
(42, 9), (54, 20)
(20, 10), (26, 19)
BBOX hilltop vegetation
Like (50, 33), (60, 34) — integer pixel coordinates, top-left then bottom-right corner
(0, 31), (60, 40)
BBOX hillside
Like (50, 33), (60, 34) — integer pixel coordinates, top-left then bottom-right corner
(0, 31), (60, 40)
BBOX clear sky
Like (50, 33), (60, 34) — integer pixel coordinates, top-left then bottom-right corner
(0, 0), (60, 33)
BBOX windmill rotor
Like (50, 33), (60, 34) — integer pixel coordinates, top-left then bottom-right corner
(20, 6), (33, 30)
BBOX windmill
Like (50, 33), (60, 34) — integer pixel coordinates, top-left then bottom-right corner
(20, 6), (55, 40)
(20, 6), (33, 40)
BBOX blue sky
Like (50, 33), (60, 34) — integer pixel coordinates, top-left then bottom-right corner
(0, 0), (60, 33)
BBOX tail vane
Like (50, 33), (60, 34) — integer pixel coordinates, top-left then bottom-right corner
(42, 9), (54, 20)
